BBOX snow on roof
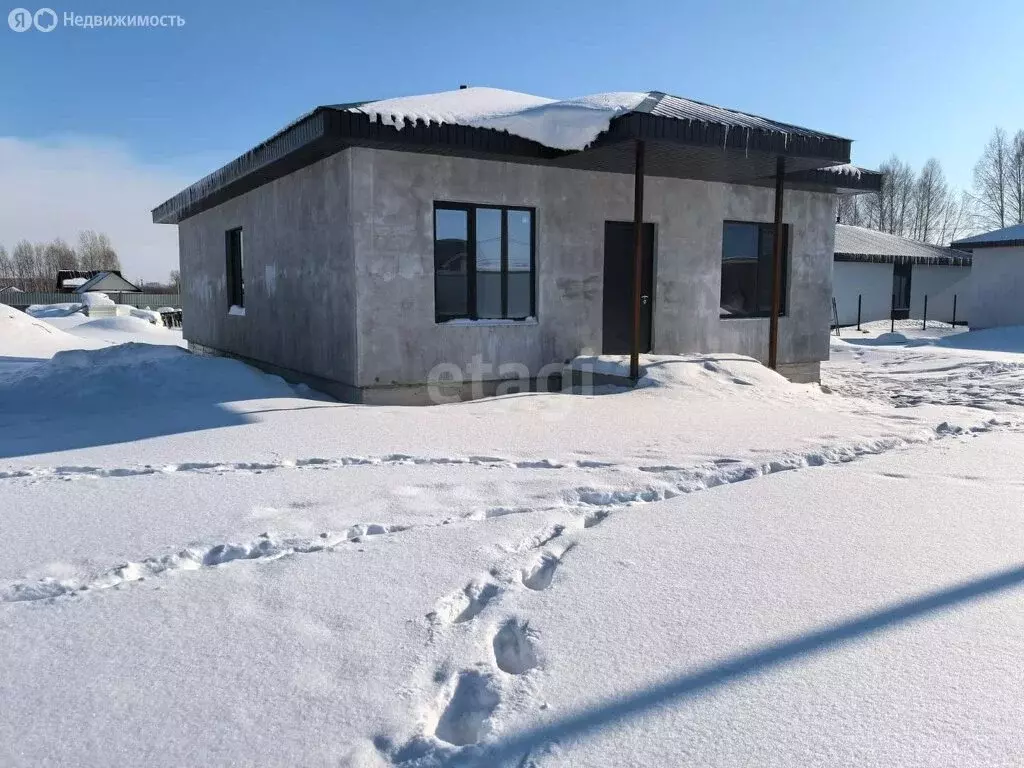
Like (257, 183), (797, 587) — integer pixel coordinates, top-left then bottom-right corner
(952, 222), (1024, 248)
(62, 277), (88, 288)
(819, 164), (862, 179)
(348, 87), (648, 151)
(835, 225), (972, 265)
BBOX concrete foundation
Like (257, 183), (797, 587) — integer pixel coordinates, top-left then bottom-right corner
(178, 146), (836, 402)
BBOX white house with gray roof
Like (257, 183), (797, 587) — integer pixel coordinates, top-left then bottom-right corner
(154, 87), (880, 402)
(953, 223), (1024, 329)
(832, 225), (971, 326)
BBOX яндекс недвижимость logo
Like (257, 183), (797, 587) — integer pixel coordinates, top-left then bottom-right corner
(8, 7), (57, 31)
(8, 8), (183, 31)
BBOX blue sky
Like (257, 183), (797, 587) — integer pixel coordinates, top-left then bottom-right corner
(2, 0), (1023, 278)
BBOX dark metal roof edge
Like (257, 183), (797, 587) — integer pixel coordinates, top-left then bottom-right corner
(152, 109), (332, 224)
(835, 252), (973, 266)
(950, 238), (1024, 250)
(601, 113), (851, 163)
(786, 166), (882, 193)
(641, 91), (852, 143)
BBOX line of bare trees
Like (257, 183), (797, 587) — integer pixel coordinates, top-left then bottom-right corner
(837, 128), (1024, 244)
(0, 231), (121, 291)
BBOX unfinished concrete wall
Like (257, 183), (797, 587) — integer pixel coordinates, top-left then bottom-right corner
(349, 147), (836, 392)
(177, 152), (358, 392)
(968, 245), (1024, 329)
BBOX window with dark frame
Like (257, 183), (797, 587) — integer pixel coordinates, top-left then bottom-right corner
(719, 221), (789, 318)
(433, 203), (535, 322)
(226, 227), (244, 309)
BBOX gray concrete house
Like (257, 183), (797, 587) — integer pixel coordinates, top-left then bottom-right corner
(953, 224), (1024, 329)
(833, 225), (971, 326)
(153, 87), (880, 403)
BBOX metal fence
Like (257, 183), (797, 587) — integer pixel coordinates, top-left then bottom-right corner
(0, 291), (181, 309)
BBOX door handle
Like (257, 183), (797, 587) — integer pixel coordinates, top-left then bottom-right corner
(641, 294), (650, 305)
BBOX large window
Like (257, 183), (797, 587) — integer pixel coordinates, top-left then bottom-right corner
(434, 203), (535, 322)
(720, 221), (789, 318)
(225, 227), (244, 309)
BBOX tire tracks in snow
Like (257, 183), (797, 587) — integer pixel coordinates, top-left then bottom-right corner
(2, 416), (1014, 609)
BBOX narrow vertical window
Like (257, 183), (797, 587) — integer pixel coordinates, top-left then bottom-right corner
(226, 227), (244, 310)
(433, 203), (535, 322)
(434, 209), (469, 322)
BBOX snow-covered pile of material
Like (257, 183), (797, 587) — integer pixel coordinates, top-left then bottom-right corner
(25, 302), (85, 318)
(79, 292), (115, 308)
(128, 307), (162, 325)
(351, 87), (648, 151)
(1, 343), (296, 412)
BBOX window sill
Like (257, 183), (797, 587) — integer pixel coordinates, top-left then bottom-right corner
(437, 317), (538, 327)
(228, 305), (246, 317)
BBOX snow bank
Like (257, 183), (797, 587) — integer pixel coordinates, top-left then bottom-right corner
(73, 316), (169, 336)
(0, 303), (87, 358)
(352, 87), (648, 151)
(570, 353), (794, 394)
(26, 303), (85, 318)
(2, 343), (297, 411)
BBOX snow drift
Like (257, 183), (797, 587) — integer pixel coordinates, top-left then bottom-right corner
(0, 303), (88, 358)
(570, 353), (798, 395)
(1, 343), (298, 411)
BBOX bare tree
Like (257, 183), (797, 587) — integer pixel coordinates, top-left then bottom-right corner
(0, 246), (13, 285)
(863, 156), (916, 236)
(938, 191), (976, 245)
(1009, 129), (1024, 226)
(43, 238), (79, 276)
(77, 230), (120, 271)
(910, 159), (948, 243)
(169, 269), (181, 291)
(973, 127), (1011, 230)
(10, 241), (39, 290)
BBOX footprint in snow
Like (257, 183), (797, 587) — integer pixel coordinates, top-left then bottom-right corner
(433, 670), (501, 746)
(521, 545), (573, 591)
(493, 620), (539, 675)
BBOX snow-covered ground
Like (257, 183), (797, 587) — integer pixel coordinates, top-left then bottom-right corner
(3, 308), (1024, 766)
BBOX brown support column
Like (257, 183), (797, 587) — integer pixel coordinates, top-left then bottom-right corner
(768, 155), (786, 370)
(630, 139), (646, 382)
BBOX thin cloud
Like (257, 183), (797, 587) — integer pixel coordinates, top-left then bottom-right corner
(0, 137), (193, 283)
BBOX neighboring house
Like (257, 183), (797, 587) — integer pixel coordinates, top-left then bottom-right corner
(0, 286), (24, 293)
(952, 223), (1024, 329)
(74, 271), (141, 294)
(153, 86), (880, 403)
(55, 269), (138, 293)
(833, 225), (971, 326)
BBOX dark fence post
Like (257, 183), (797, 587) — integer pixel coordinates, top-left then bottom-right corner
(856, 294), (862, 331)
(952, 294), (958, 327)
(923, 295), (928, 330)
(891, 293), (896, 334)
